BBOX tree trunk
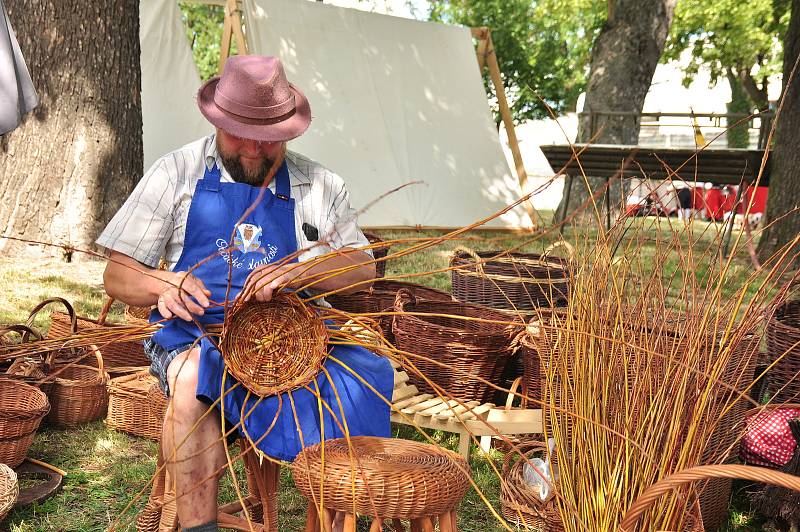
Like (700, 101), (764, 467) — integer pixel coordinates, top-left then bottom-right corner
(555, 0), (676, 224)
(0, 0), (142, 260)
(726, 72), (752, 149)
(757, 0), (800, 263)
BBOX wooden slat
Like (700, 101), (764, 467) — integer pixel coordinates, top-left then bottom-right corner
(417, 399), (460, 417)
(434, 401), (481, 421)
(455, 403), (494, 421)
(392, 393), (433, 411)
(391, 384), (419, 403)
(393, 371), (409, 387)
(401, 396), (444, 415)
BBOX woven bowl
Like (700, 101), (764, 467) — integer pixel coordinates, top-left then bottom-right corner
(0, 463), (18, 522)
(221, 293), (328, 396)
(291, 436), (471, 519)
(0, 379), (49, 468)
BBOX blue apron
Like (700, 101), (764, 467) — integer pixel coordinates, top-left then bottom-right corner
(150, 162), (393, 461)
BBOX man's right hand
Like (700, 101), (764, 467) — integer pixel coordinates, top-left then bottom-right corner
(156, 271), (211, 321)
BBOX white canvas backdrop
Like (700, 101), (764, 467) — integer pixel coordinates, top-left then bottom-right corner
(244, 0), (530, 228)
(140, 0), (211, 170)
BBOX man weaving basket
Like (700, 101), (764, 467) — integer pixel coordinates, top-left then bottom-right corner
(98, 56), (394, 532)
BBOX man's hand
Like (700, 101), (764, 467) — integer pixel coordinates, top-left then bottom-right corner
(156, 271), (212, 321)
(242, 262), (306, 302)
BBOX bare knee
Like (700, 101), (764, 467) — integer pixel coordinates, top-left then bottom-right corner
(166, 348), (204, 419)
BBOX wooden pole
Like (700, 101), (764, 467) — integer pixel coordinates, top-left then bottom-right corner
(471, 27), (540, 229)
(219, 0), (249, 73)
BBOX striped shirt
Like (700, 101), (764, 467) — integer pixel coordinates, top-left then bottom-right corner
(96, 134), (370, 270)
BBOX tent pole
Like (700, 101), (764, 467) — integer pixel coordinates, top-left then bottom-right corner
(471, 27), (540, 230)
(218, 0), (248, 73)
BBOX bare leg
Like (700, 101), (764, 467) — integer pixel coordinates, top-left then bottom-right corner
(162, 347), (226, 527)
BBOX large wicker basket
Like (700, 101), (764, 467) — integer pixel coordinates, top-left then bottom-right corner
(44, 297), (150, 368)
(0, 463), (18, 522)
(47, 348), (110, 426)
(291, 436), (470, 519)
(500, 441), (563, 530)
(766, 300), (800, 402)
(0, 379), (49, 468)
(107, 371), (163, 440)
(392, 289), (520, 402)
(327, 279), (452, 342)
(450, 246), (571, 312)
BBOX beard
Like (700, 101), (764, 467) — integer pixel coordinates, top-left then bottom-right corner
(219, 153), (274, 186)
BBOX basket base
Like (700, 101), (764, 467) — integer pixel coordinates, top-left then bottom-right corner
(13, 459), (63, 509)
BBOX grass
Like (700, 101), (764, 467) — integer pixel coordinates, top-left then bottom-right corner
(0, 222), (783, 531)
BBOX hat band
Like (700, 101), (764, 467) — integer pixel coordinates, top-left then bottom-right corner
(214, 88), (296, 120)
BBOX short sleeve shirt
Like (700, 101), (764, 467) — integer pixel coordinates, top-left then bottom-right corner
(96, 134), (371, 270)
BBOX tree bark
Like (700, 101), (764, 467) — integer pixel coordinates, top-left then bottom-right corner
(726, 72), (752, 149)
(0, 0), (142, 260)
(555, 0), (676, 224)
(757, 0), (800, 264)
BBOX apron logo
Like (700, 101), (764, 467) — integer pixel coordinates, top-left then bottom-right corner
(234, 223), (262, 254)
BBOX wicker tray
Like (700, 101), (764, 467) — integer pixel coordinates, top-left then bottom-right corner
(291, 436), (470, 519)
(766, 300), (800, 402)
(47, 348), (110, 426)
(500, 441), (563, 530)
(450, 246), (571, 311)
(0, 379), (49, 468)
(44, 297), (150, 368)
(0, 463), (18, 522)
(107, 371), (162, 440)
(392, 289), (520, 402)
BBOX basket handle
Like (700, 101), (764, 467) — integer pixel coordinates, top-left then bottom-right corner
(505, 376), (523, 411)
(542, 240), (575, 261)
(393, 287), (416, 311)
(87, 344), (105, 379)
(26, 297), (77, 334)
(0, 323), (44, 343)
(97, 296), (115, 325)
(501, 440), (549, 477)
(451, 246), (484, 271)
(619, 464), (800, 531)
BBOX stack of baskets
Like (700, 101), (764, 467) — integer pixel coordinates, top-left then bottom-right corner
(44, 296), (150, 368)
(392, 289), (521, 403)
(107, 371), (164, 440)
(0, 463), (18, 523)
(327, 279), (452, 343)
(0, 379), (49, 468)
(766, 300), (800, 402)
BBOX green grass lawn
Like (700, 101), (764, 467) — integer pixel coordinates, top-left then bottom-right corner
(0, 225), (779, 531)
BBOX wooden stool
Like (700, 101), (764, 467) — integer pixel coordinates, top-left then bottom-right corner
(136, 437), (279, 531)
(291, 436), (470, 532)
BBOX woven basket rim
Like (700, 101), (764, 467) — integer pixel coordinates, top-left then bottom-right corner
(395, 293), (521, 335)
(0, 378), (50, 419)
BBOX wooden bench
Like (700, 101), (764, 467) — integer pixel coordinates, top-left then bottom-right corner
(389, 360), (542, 459)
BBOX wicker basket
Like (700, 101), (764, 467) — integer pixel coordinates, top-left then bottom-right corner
(766, 300), (800, 402)
(221, 294), (328, 396)
(450, 245), (571, 312)
(327, 279), (452, 342)
(44, 296), (150, 368)
(1, 324), (54, 396)
(500, 441), (563, 530)
(291, 436), (470, 519)
(107, 371), (163, 440)
(392, 289), (520, 403)
(0, 463), (18, 522)
(124, 305), (152, 326)
(147, 382), (169, 432)
(364, 232), (389, 278)
(47, 348), (110, 426)
(0, 379), (49, 468)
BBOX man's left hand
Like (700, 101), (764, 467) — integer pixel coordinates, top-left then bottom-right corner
(241, 262), (306, 302)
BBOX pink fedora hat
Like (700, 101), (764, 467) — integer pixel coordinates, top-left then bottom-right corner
(197, 55), (311, 142)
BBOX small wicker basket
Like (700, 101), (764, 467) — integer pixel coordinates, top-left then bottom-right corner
(1, 324), (54, 396)
(392, 289), (521, 402)
(47, 347), (110, 426)
(291, 436), (471, 519)
(107, 371), (163, 440)
(0, 463), (18, 522)
(0, 378), (49, 468)
(500, 441), (563, 530)
(221, 293), (328, 396)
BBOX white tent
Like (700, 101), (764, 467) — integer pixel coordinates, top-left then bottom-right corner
(139, 0), (529, 229)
